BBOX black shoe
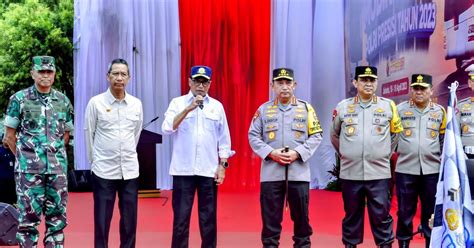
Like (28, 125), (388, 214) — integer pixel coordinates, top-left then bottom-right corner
(345, 245), (356, 248)
(398, 240), (410, 248)
(379, 244), (392, 248)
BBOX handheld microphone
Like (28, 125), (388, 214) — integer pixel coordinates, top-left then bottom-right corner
(197, 100), (203, 109)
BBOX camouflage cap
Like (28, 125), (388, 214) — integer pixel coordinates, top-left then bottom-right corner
(32, 56), (56, 71)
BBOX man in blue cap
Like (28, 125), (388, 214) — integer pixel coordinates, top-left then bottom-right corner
(162, 65), (234, 248)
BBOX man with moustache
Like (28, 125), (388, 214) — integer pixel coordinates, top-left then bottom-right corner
(162, 65), (233, 248)
(395, 74), (446, 248)
(248, 68), (323, 247)
(85, 58), (143, 248)
(2, 56), (74, 247)
(331, 66), (403, 248)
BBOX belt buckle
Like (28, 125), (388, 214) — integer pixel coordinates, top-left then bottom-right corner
(465, 146), (474, 155)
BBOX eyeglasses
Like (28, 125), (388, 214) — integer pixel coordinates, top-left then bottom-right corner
(110, 71), (129, 78)
(192, 79), (210, 87)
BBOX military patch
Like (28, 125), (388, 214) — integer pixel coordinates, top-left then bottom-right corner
(296, 123), (305, 129)
(405, 121), (410, 126)
(431, 123), (437, 129)
(431, 130), (437, 138)
(266, 109), (277, 114)
(266, 114), (275, 118)
(404, 111), (414, 116)
(405, 129), (412, 136)
(295, 114), (304, 118)
(268, 131), (275, 140)
(430, 112), (439, 119)
(348, 108), (355, 113)
(347, 118), (353, 124)
(296, 108), (305, 113)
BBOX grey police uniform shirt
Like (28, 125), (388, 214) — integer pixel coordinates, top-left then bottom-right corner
(396, 101), (446, 175)
(459, 97), (474, 148)
(330, 95), (403, 181)
(248, 97), (323, 182)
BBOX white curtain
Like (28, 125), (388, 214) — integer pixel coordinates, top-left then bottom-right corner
(73, 0), (179, 189)
(271, 0), (345, 188)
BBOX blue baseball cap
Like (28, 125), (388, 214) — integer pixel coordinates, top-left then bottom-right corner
(190, 66), (212, 80)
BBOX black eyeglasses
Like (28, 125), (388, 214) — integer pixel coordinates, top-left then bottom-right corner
(192, 79), (210, 86)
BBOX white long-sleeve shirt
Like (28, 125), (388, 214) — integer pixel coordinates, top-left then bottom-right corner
(84, 89), (143, 180)
(162, 91), (233, 178)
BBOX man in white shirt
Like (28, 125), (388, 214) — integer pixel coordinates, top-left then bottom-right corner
(84, 58), (143, 248)
(162, 65), (233, 248)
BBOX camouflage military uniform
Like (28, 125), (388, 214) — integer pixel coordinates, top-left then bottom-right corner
(4, 84), (73, 248)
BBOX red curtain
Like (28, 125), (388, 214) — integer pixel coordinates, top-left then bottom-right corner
(179, 0), (271, 191)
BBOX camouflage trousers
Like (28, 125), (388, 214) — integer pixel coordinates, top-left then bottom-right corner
(14, 172), (68, 248)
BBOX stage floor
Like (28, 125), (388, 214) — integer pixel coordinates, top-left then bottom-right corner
(1, 190), (425, 248)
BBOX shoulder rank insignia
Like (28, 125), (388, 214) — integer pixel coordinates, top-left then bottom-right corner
(252, 110), (260, 122)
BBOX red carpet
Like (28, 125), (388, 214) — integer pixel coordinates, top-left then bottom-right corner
(2, 190), (426, 248)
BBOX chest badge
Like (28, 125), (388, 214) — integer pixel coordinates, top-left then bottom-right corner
(347, 126), (355, 135)
(463, 125), (470, 133)
(404, 111), (414, 116)
(268, 131), (276, 140)
(430, 130), (437, 138)
(295, 132), (302, 139)
(405, 129), (412, 137)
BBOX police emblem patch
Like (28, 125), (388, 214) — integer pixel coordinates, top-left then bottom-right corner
(404, 111), (414, 116)
(445, 208), (460, 231)
(431, 130), (437, 138)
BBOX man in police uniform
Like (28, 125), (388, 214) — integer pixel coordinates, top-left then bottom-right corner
(248, 68), (323, 248)
(395, 74), (446, 248)
(2, 56), (74, 248)
(331, 66), (403, 248)
(458, 64), (474, 200)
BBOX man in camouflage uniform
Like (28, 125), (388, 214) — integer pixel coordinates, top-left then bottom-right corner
(248, 68), (323, 248)
(331, 66), (403, 248)
(458, 64), (474, 200)
(395, 74), (446, 248)
(2, 56), (74, 248)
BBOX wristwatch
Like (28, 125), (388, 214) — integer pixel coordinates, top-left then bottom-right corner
(220, 161), (229, 169)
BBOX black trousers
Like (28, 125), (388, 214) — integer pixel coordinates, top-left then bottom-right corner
(465, 157), (474, 200)
(341, 179), (394, 246)
(92, 172), (139, 248)
(260, 181), (312, 248)
(396, 172), (438, 241)
(172, 175), (218, 248)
